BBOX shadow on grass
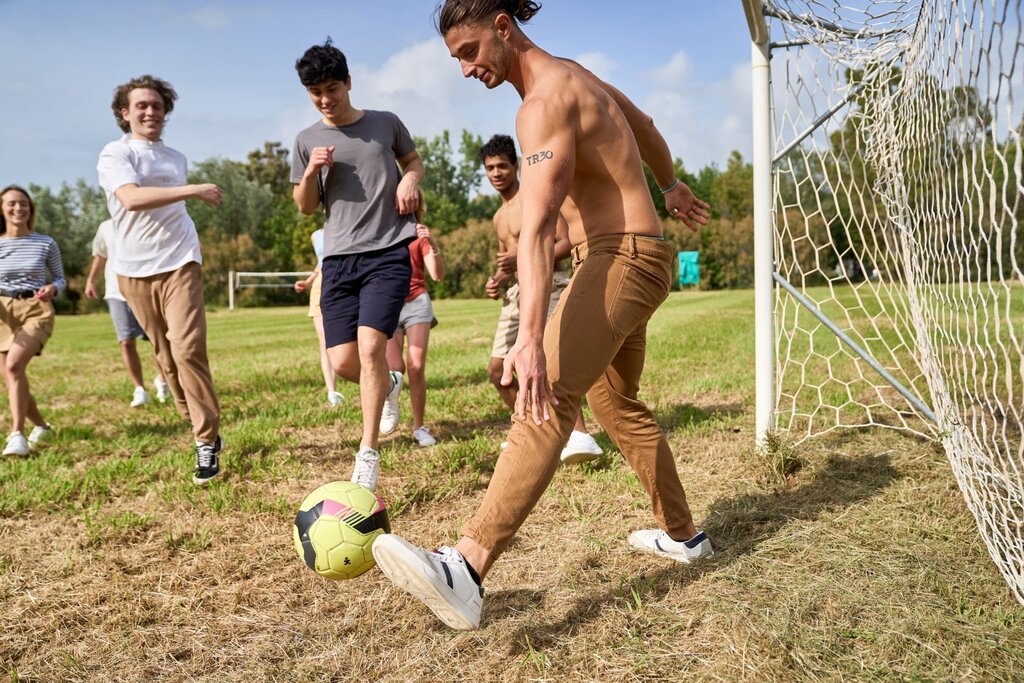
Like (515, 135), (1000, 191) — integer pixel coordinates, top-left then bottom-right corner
(502, 451), (899, 651)
(654, 401), (745, 432)
(427, 366), (491, 391)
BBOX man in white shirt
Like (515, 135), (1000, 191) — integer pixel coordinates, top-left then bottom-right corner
(96, 74), (224, 486)
(84, 219), (170, 408)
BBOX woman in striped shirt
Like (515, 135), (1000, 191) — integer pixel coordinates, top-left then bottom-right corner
(0, 185), (66, 457)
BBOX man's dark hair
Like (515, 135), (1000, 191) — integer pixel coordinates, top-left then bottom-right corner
(479, 134), (518, 165)
(435, 0), (541, 36)
(111, 75), (177, 133)
(295, 38), (350, 87)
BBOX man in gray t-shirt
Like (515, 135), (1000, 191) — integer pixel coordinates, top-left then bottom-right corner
(291, 39), (425, 492)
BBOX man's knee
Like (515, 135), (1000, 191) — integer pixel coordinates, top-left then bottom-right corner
(488, 359), (505, 387)
(119, 338), (137, 351)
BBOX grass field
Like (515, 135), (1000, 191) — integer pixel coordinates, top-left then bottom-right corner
(2, 291), (1023, 681)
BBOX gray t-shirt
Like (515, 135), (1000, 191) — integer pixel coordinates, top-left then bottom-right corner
(291, 111), (417, 256)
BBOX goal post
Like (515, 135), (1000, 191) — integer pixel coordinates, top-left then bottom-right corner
(743, 0), (1024, 603)
(228, 270), (313, 310)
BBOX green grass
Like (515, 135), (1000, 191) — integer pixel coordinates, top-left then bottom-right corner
(1, 292), (1022, 681)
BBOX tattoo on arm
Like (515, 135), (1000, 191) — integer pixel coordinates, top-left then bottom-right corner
(525, 151), (554, 166)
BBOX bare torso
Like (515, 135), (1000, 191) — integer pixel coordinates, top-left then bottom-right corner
(522, 57), (661, 246)
(494, 192), (567, 275)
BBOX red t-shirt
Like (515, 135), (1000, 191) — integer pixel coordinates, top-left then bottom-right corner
(406, 236), (432, 302)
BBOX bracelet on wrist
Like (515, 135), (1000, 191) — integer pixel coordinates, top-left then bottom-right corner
(659, 178), (680, 194)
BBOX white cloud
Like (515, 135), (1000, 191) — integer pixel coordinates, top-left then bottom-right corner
(573, 52), (617, 80)
(642, 52), (753, 171)
(650, 51), (691, 87)
(182, 5), (230, 31)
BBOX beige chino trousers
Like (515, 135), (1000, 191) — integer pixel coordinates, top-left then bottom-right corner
(462, 233), (695, 566)
(119, 262), (220, 443)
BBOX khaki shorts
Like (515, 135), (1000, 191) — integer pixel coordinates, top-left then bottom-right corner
(0, 295), (55, 353)
(307, 271), (322, 318)
(491, 271), (570, 359)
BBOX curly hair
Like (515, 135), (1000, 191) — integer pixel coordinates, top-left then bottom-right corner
(0, 185), (36, 234)
(111, 75), (177, 133)
(295, 38), (350, 87)
(479, 134), (518, 165)
(435, 0), (541, 36)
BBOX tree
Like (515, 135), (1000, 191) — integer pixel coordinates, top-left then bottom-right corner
(416, 130), (486, 232)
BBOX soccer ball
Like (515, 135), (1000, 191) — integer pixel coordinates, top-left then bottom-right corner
(292, 481), (390, 580)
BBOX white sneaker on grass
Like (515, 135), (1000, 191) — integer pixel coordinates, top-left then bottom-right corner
(560, 430), (603, 465)
(130, 386), (151, 408)
(351, 447), (381, 491)
(3, 431), (29, 456)
(412, 426), (437, 447)
(372, 534), (483, 631)
(628, 529), (715, 564)
(327, 390), (344, 407)
(379, 371), (403, 435)
(154, 377), (171, 403)
(27, 425), (53, 447)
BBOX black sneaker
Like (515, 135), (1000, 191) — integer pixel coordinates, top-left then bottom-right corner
(193, 435), (222, 485)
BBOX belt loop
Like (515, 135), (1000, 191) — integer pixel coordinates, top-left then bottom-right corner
(629, 233), (637, 259)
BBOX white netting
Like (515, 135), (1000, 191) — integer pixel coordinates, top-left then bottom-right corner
(764, 1), (1024, 601)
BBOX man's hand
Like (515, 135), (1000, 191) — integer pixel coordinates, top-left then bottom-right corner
(34, 284), (56, 302)
(664, 180), (710, 232)
(395, 174), (420, 215)
(84, 280), (98, 299)
(496, 251), (518, 274)
(304, 146), (335, 178)
(485, 276), (502, 300)
(192, 183), (223, 207)
(502, 337), (558, 425)
(294, 280), (309, 293)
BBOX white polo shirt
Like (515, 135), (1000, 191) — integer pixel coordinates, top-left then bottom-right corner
(96, 134), (203, 278)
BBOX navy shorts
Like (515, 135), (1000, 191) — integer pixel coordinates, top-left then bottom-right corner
(320, 240), (412, 348)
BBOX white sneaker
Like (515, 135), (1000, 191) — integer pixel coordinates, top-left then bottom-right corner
(154, 377), (171, 403)
(412, 426), (437, 447)
(130, 386), (151, 408)
(327, 390), (344, 407)
(3, 431), (29, 456)
(27, 425), (53, 447)
(628, 529), (715, 564)
(351, 447), (381, 491)
(379, 371), (403, 435)
(560, 430), (604, 465)
(372, 535), (484, 630)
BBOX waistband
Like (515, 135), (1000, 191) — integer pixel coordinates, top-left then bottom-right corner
(570, 232), (674, 262)
(0, 288), (36, 299)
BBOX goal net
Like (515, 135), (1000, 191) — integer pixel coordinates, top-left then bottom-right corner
(747, 1), (1023, 602)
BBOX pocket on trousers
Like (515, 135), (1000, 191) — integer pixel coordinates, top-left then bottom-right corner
(607, 266), (669, 340)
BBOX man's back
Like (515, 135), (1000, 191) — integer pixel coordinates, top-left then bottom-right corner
(521, 57), (660, 245)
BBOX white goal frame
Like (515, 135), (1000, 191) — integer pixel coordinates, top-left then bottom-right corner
(228, 270), (313, 310)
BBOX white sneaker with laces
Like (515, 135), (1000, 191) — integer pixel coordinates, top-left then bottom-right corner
(3, 431), (29, 456)
(27, 425), (53, 447)
(130, 386), (151, 408)
(327, 390), (344, 407)
(628, 529), (715, 564)
(379, 371), (403, 435)
(154, 377), (171, 403)
(372, 534), (483, 630)
(560, 430), (604, 465)
(351, 447), (381, 491)
(412, 426), (437, 447)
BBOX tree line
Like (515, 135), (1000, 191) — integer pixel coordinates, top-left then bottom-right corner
(29, 132), (760, 313)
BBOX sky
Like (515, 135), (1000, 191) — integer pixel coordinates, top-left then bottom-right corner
(0, 1), (756, 191)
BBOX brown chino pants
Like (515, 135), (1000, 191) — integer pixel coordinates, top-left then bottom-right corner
(118, 262), (220, 443)
(462, 233), (695, 566)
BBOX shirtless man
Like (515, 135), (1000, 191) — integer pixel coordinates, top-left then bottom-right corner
(372, 0), (712, 630)
(480, 133), (602, 464)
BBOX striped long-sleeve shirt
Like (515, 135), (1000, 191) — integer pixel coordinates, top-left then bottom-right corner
(0, 233), (66, 295)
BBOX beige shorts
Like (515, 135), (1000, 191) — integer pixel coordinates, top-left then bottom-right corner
(0, 295), (55, 353)
(491, 271), (570, 359)
(307, 271), (323, 318)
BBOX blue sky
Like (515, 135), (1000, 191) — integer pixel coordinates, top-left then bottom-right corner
(0, 1), (755, 191)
